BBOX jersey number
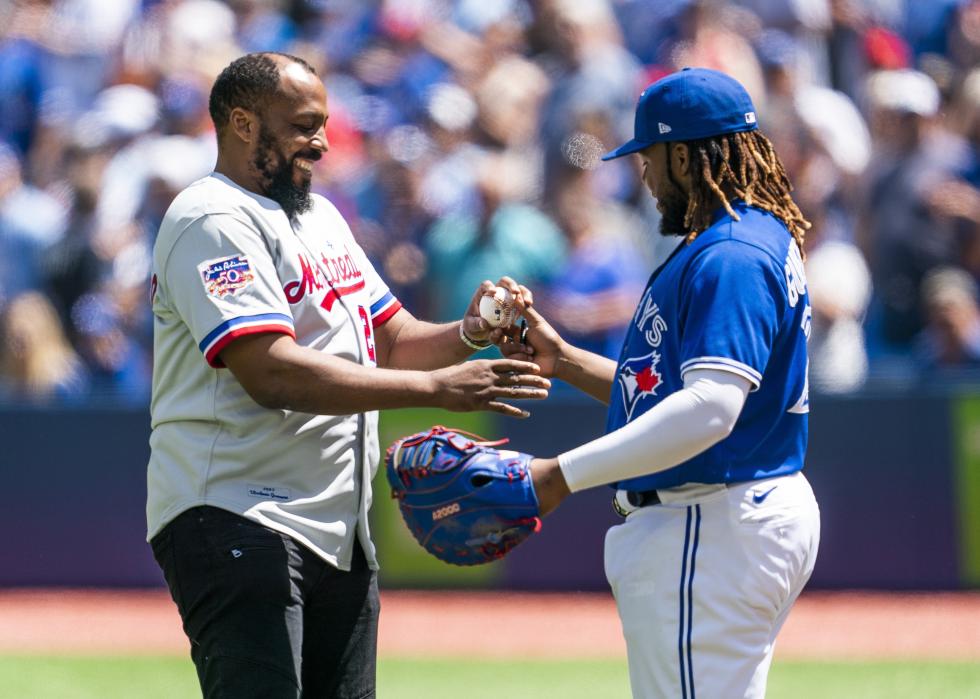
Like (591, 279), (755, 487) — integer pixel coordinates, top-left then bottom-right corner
(358, 305), (377, 364)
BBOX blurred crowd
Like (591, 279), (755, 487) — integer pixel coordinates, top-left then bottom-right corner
(1, 0), (980, 405)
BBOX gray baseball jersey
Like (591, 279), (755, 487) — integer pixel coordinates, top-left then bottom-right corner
(147, 173), (401, 571)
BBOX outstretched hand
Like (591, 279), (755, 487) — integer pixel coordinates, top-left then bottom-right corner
(499, 305), (566, 379)
(431, 358), (550, 418)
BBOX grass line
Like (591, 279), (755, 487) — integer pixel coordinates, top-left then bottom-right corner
(1, 655), (979, 698)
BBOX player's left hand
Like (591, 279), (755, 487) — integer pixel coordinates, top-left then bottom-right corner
(530, 457), (571, 516)
(461, 276), (532, 345)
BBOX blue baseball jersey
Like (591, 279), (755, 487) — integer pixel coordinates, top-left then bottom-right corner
(607, 202), (810, 491)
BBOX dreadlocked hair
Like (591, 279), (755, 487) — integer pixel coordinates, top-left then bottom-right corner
(681, 130), (810, 256)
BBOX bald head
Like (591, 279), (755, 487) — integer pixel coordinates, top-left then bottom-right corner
(208, 52), (318, 136)
(210, 52), (329, 220)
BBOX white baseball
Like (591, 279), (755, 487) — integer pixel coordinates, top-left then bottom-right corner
(479, 287), (518, 328)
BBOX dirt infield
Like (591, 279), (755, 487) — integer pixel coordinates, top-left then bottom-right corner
(1, 589), (979, 660)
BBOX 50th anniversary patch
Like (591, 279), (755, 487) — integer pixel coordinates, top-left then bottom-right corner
(199, 254), (255, 298)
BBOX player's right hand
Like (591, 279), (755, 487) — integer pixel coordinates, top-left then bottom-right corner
(431, 358), (550, 418)
(499, 305), (566, 379)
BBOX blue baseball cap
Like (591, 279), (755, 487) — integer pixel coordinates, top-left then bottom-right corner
(602, 68), (759, 161)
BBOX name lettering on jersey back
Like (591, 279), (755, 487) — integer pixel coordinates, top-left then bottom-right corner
(785, 240), (811, 414)
(284, 247), (365, 311)
(785, 242), (807, 308)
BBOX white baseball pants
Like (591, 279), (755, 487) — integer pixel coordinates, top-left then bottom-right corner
(604, 472), (820, 699)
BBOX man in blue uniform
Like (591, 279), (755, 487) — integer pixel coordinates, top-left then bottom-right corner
(508, 68), (821, 698)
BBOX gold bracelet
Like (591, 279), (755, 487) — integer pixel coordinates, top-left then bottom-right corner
(458, 322), (492, 351)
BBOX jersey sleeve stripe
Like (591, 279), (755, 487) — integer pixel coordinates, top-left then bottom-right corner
(370, 292), (402, 326)
(680, 357), (762, 388)
(200, 313), (295, 368)
(369, 290), (395, 315)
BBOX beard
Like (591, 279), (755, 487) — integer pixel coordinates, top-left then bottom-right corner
(656, 179), (690, 237)
(253, 125), (316, 220)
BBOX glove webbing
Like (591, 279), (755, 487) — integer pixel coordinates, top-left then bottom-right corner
(390, 426), (509, 488)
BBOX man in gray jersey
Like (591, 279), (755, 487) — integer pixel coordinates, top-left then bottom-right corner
(147, 52), (549, 699)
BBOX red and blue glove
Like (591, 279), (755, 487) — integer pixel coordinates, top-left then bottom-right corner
(385, 426), (541, 566)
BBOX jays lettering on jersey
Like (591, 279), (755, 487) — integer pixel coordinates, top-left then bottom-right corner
(608, 202), (810, 491)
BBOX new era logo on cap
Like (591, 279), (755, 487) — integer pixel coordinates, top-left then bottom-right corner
(602, 68), (760, 161)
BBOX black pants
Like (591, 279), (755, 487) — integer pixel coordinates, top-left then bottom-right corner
(151, 506), (378, 699)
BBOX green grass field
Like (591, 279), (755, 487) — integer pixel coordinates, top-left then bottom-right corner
(2, 656), (980, 698)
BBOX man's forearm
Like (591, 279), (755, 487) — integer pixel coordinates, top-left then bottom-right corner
(384, 319), (475, 370)
(252, 341), (442, 414)
(555, 343), (617, 403)
(220, 333), (549, 419)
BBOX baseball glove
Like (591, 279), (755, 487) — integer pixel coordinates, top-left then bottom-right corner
(385, 426), (541, 566)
